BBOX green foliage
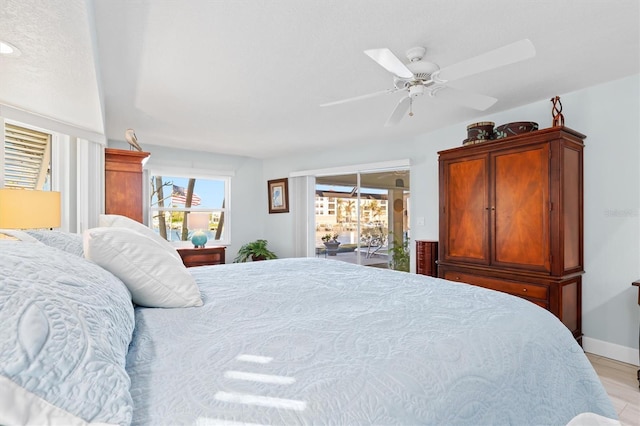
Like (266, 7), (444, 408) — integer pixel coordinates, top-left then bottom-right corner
(389, 235), (410, 272)
(234, 239), (278, 262)
(321, 233), (339, 242)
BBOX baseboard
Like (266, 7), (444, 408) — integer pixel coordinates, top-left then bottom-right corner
(583, 336), (640, 366)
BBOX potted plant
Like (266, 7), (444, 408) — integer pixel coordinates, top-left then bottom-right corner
(389, 235), (410, 272)
(321, 233), (341, 256)
(233, 239), (278, 262)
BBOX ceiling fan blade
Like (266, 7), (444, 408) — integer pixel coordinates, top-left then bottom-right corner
(433, 86), (497, 111)
(385, 96), (411, 127)
(320, 88), (398, 107)
(436, 39), (536, 83)
(364, 48), (414, 79)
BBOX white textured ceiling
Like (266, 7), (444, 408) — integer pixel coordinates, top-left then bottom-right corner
(1, 0), (639, 159)
(0, 0), (104, 133)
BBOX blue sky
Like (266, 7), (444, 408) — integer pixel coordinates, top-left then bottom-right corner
(152, 176), (225, 208)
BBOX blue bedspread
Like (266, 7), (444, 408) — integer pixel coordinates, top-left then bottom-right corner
(126, 258), (616, 425)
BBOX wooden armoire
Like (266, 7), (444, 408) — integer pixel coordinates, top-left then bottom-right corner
(104, 148), (150, 223)
(437, 126), (585, 342)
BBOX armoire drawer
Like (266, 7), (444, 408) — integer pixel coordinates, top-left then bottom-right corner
(443, 271), (549, 301)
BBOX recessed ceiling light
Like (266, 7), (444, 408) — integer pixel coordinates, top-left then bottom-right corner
(0, 41), (21, 57)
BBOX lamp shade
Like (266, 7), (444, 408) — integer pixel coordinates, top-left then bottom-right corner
(187, 212), (209, 230)
(0, 189), (61, 229)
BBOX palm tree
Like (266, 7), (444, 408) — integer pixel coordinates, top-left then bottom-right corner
(369, 199), (382, 220)
(345, 200), (355, 224)
(336, 198), (344, 224)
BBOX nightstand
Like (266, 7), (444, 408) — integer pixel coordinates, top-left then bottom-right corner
(177, 246), (226, 267)
(416, 240), (438, 277)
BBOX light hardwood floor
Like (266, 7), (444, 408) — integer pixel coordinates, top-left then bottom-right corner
(586, 353), (639, 425)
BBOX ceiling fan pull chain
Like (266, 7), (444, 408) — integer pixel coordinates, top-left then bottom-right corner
(409, 97), (414, 117)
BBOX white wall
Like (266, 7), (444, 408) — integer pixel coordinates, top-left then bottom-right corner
(262, 74), (640, 363)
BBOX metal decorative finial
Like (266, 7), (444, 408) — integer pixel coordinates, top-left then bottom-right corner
(550, 96), (564, 127)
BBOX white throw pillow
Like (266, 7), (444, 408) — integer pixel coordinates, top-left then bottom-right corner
(98, 214), (181, 261)
(84, 227), (203, 308)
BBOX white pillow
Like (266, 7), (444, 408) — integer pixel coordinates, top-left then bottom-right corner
(84, 227), (203, 308)
(98, 214), (181, 261)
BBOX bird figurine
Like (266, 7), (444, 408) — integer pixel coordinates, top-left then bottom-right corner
(125, 128), (142, 151)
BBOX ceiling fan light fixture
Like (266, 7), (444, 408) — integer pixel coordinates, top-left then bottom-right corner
(409, 85), (425, 98)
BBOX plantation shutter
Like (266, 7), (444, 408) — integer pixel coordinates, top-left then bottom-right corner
(4, 124), (51, 189)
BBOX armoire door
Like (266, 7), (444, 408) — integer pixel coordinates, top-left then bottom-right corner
(440, 154), (489, 264)
(491, 143), (551, 272)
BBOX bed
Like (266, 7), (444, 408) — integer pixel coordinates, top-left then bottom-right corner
(0, 225), (619, 426)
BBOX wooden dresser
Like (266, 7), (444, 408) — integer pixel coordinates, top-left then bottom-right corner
(416, 240), (438, 277)
(104, 148), (150, 223)
(437, 127), (585, 342)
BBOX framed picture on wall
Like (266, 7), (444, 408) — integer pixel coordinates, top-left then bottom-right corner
(268, 178), (289, 214)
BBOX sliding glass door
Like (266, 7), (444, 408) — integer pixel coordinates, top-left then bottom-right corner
(315, 169), (409, 268)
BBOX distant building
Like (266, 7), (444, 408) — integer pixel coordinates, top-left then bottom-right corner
(315, 189), (388, 231)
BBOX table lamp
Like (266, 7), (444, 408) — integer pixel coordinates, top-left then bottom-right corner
(0, 189), (61, 229)
(187, 212), (209, 248)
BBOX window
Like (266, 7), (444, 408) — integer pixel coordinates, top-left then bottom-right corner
(149, 174), (230, 245)
(1, 112), (106, 233)
(3, 123), (51, 189)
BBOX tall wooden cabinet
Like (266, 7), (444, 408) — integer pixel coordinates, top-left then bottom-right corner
(104, 148), (150, 223)
(437, 127), (585, 342)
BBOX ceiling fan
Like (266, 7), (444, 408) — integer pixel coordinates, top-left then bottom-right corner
(320, 39), (536, 127)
